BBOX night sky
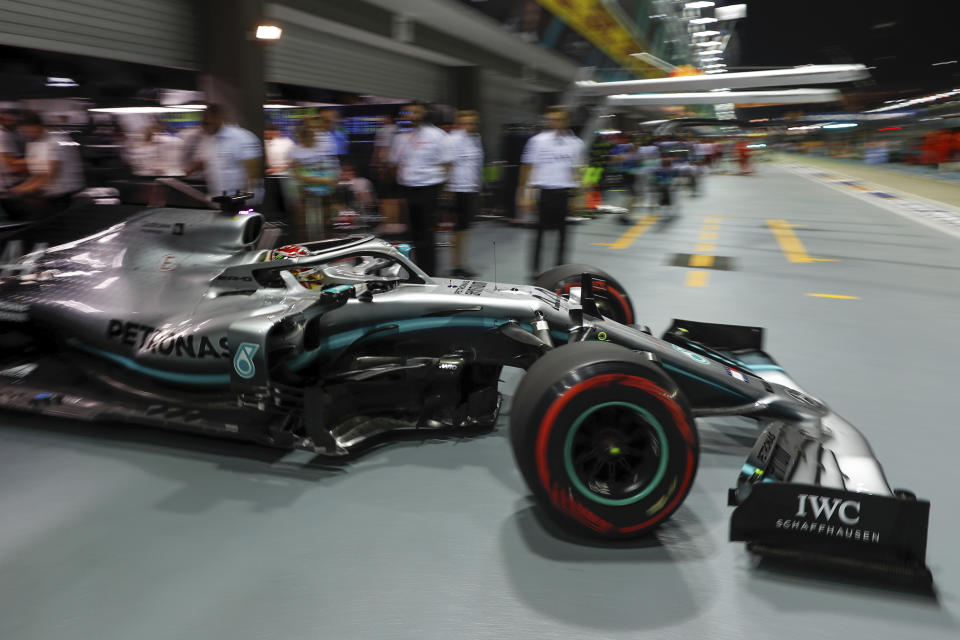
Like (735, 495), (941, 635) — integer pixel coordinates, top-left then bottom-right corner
(734, 1), (960, 100)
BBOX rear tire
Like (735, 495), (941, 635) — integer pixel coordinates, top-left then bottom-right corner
(534, 263), (635, 325)
(510, 342), (699, 540)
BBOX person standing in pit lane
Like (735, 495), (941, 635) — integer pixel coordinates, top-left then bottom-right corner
(516, 105), (585, 278)
(185, 103), (263, 204)
(371, 114), (402, 232)
(389, 101), (452, 276)
(0, 108), (25, 195)
(265, 123), (294, 175)
(1, 110), (84, 220)
(445, 109), (484, 278)
(290, 118), (340, 242)
(318, 108), (349, 160)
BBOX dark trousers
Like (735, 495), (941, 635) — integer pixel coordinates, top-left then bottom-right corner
(404, 184), (440, 276)
(453, 191), (477, 231)
(531, 188), (570, 275)
(0, 193), (73, 221)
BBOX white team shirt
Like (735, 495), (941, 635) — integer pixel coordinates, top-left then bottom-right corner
(25, 132), (84, 197)
(445, 129), (483, 193)
(520, 130), (585, 189)
(197, 124), (263, 198)
(129, 134), (184, 176)
(389, 124), (451, 187)
(266, 135), (295, 172)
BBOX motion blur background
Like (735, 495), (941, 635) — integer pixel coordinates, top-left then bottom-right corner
(2, 3), (960, 640)
(1, 0), (957, 227)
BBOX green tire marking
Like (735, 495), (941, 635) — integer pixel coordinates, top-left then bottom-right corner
(563, 401), (669, 507)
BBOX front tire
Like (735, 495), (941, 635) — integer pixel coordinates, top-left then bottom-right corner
(534, 263), (635, 325)
(510, 342), (698, 539)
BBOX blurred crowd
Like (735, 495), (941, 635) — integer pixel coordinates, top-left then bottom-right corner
(781, 127), (960, 169)
(0, 99), (771, 278)
(0, 101), (488, 277)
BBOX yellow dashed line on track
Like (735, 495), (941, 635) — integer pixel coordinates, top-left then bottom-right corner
(689, 254), (715, 268)
(766, 219), (839, 263)
(806, 293), (860, 300)
(593, 215), (658, 250)
(686, 217), (725, 287)
(686, 270), (710, 287)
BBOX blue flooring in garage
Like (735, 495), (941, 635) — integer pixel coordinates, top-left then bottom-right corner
(2, 160), (959, 639)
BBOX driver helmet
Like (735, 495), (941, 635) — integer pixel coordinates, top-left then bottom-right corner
(268, 244), (311, 261)
(268, 244), (324, 289)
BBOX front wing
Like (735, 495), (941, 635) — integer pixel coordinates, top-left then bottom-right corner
(666, 319), (932, 585)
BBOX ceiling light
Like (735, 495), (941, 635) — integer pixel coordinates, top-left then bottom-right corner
(715, 4), (748, 21)
(691, 30), (721, 37)
(256, 25), (283, 40)
(690, 17), (718, 25)
(89, 107), (174, 114)
(684, 1), (715, 8)
(865, 88), (960, 112)
(46, 76), (78, 87)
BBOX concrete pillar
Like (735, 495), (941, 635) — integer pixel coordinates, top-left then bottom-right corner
(196, 0), (266, 141)
(449, 66), (481, 111)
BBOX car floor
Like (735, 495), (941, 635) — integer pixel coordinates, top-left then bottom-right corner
(1, 159), (959, 640)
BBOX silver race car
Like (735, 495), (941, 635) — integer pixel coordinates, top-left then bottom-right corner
(0, 194), (931, 584)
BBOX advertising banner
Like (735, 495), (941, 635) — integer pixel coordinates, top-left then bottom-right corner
(535, 0), (661, 76)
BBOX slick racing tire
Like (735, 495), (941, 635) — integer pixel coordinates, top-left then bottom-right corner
(534, 263), (635, 325)
(510, 342), (699, 540)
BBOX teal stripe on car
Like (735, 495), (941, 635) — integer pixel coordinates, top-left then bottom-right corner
(740, 363), (784, 372)
(287, 316), (562, 372)
(70, 340), (231, 386)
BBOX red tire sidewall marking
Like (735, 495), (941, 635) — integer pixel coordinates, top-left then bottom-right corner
(534, 373), (695, 533)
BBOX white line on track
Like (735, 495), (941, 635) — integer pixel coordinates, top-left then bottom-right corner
(783, 164), (960, 241)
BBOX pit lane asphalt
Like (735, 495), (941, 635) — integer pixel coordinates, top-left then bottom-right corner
(1, 160), (959, 640)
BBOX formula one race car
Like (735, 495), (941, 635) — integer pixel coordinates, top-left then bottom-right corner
(0, 194), (931, 584)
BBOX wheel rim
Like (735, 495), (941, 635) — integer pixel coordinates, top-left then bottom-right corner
(563, 401), (669, 506)
(594, 294), (626, 323)
(557, 280), (632, 324)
